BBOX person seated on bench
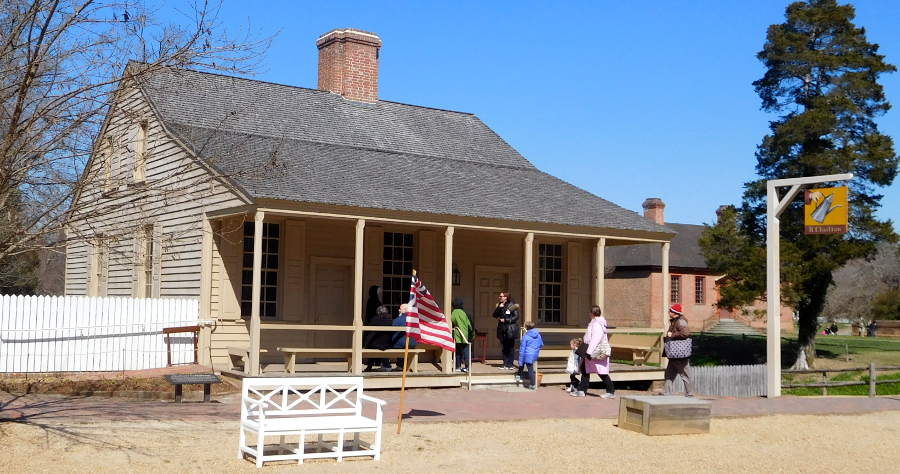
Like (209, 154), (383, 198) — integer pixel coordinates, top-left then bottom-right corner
(364, 305), (395, 371)
(391, 303), (417, 370)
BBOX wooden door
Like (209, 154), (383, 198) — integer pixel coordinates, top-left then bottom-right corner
(312, 262), (353, 349)
(476, 269), (509, 353)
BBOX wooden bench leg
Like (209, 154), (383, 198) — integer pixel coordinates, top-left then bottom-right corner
(284, 353), (296, 374)
(410, 353), (418, 373)
(204, 383), (211, 402)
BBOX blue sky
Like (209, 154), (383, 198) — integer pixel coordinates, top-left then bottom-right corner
(209, 0), (900, 230)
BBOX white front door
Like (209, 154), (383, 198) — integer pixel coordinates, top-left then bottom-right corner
(311, 260), (353, 349)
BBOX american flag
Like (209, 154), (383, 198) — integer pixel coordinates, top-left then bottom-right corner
(406, 275), (455, 351)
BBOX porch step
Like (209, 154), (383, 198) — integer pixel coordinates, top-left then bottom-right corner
(460, 377), (525, 389)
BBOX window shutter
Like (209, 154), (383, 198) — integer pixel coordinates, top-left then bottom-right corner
(152, 222), (162, 297)
(132, 230), (141, 297)
(86, 242), (95, 296)
(415, 230), (436, 288)
(282, 220), (306, 322)
(363, 225), (384, 290)
(567, 242), (582, 325)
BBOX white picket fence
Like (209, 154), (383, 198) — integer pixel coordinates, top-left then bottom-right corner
(0, 295), (200, 373)
(671, 364), (768, 397)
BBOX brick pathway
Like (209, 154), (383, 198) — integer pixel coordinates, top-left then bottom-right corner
(2, 385), (899, 424)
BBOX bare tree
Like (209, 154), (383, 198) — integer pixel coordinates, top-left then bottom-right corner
(823, 242), (900, 322)
(0, 0), (273, 285)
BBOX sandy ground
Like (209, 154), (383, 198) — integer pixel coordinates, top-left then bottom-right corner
(1, 412), (898, 473)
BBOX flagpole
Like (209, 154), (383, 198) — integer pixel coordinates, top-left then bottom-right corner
(397, 270), (415, 434)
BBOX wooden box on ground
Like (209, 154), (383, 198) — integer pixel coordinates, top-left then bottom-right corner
(617, 396), (710, 435)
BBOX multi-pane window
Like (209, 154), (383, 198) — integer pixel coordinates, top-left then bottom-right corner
(241, 222), (279, 319)
(695, 276), (705, 305)
(538, 244), (562, 323)
(670, 275), (681, 304)
(382, 232), (413, 316)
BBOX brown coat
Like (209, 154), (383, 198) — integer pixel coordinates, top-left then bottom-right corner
(667, 315), (690, 340)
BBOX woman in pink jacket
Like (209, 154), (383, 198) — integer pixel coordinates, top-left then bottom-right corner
(571, 305), (616, 398)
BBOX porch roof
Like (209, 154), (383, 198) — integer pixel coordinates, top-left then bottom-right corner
(140, 66), (674, 235)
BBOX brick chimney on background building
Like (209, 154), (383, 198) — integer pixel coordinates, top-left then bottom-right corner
(317, 28), (382, 103)
(642, 198), (666, 225)
(716, 205), (730, 223)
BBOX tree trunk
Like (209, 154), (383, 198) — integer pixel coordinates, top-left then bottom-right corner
(790, 271), (832, 370)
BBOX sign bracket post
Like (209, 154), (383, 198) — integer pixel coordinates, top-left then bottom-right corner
(766, 173), (852, 398)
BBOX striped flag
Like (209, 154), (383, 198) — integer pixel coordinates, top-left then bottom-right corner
(406, 275), (455, 351)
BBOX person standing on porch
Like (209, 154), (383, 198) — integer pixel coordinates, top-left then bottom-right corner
(571, 306), (615, 398)
(492, 292), (520, 370)
(451, 297), (475, 373)
(364, 286), (383, 371)
(661, 304), (695, 397)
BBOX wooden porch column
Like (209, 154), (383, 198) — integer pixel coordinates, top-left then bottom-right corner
(442, 226), (454, 374)
(249, 211), (265, 376)
(594, 238), (605, 314)
(352, 219), (365, 375)
(523, 232), (534, 323)
(198, 215), (213, 365)
(661, 241), (670, 369)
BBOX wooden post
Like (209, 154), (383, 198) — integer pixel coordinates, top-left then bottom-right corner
(248, 211), (265, 376)
(822, 371), (827, 396)
(352, 219), (365, 375)
(198, 216), (213, 365)
(524, 233), (534, 323)
(869, 362), (876, 398)
(594, 238), (605, 313)
(661, 242), (670, 369)
(442, 227), (454, 374)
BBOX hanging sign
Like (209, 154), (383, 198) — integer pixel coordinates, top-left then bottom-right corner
(804, 187), (848, 234)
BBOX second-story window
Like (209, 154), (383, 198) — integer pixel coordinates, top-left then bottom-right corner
(670, 275), (681, 304)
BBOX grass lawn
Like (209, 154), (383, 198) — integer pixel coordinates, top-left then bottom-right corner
(692, 332), (900, 396)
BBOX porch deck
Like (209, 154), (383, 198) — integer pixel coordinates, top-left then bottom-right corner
(219, 358), (665, 389)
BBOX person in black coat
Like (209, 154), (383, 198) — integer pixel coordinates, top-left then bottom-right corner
(492, 292), (520, 370)
(364, 305), (395, 371)
(364, 286), (383, 370)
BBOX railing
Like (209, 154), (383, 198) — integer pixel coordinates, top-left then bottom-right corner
(782, 364), (900, 397)
(0, 295), (201, 373)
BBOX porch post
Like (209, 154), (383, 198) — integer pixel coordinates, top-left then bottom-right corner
(198, 215), (213, 365)
(595, 238), (605, 314)
(352, 219), (365, 375)
(661, 241), (670, 369)
(443, 226), (454, 374)
(523, 232), (534, 323)
(249, 211), (265, 376)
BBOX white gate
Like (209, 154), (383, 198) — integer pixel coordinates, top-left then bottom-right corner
(0, 295), (200, 373)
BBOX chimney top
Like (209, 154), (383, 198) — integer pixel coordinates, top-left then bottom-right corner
(642, 198), (666, 225)
(317, 28), (382, 103)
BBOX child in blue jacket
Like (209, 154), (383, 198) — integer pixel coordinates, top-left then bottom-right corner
(516, 321), (544, 390)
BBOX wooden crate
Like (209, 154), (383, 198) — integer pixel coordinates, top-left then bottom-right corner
(617, 396), (711, 435)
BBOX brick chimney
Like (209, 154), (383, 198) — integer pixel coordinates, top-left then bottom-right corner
(316, 28), (382, 103)
(716, 205), (730, 223)
(642, 198), (666, 225)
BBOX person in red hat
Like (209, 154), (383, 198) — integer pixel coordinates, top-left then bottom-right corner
(661, 304), (695, 397)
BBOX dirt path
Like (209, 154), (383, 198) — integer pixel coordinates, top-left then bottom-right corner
(2, 412), (897, 473)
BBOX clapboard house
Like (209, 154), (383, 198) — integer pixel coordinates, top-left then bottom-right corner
(65, 28), (677, 375)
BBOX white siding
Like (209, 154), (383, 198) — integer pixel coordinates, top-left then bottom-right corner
(65, 82), (248, 299)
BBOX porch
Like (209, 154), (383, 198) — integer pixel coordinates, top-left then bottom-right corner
(197, 201), (676, 378)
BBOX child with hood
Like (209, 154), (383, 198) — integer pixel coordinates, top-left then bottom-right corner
(516, 321), (544, 390)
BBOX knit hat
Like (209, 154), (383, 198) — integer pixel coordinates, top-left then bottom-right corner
(669, 304), (683, 315)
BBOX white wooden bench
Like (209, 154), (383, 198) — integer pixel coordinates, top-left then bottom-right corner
(608, 334), (661, 366)
(239, 376), (387, 467)
(277, 347), (426, 373)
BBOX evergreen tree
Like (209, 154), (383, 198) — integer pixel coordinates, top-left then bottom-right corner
(700, 0), (898, 369)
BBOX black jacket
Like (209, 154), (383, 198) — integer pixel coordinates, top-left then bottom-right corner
(364, 314), (395, 350)
(492, 300), (520, 341)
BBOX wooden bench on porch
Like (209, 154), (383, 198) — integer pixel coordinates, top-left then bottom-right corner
(277, 347), (427, 374)
(228, 346), (268, 372)
(608, 334), (661, 366)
